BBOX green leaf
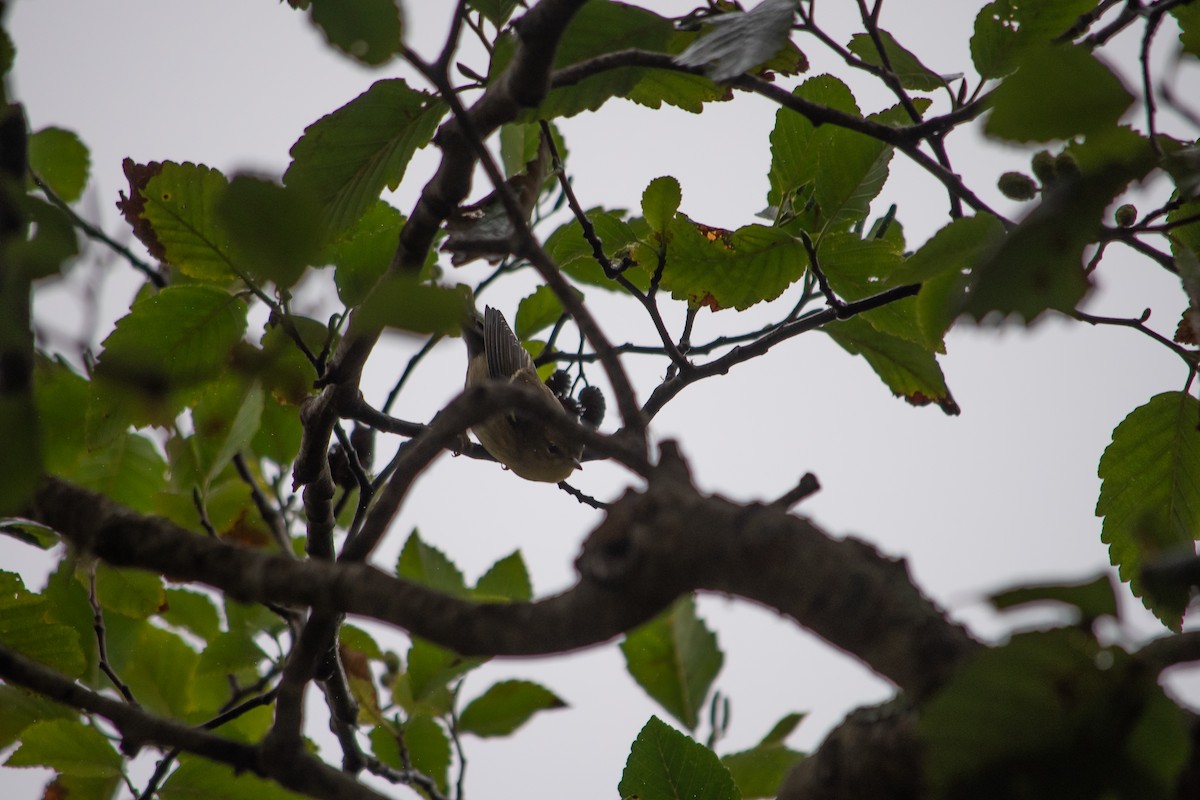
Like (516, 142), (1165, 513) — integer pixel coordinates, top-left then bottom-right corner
(625, 66), (732, 114)
(848, 29), (945, 92)
(499, 121), (544, 178)
(405, 638), (485, 714)
(72, 432), (168, 514)
(308, 0), (402, 66)
(8, 194), (80, 279)
(920, 629), (1190, 799)
(894, 215), (1006, 348)
(985, 46), (1133, 142)
(469, 0), (519, 27)
(405, 714), (452, 794)
(5, 720), (121, 777)
(768, 75), (858, 209)
(619, 716), (741, 800)
(970, 0), (1096, 79)
(657, 218), (807, 311)
(196, 630), (266, 676)
(339, 624), (384, 660)
(161, 756), (308, 800)
(722, 745), (805, 799)
(0, 571), (85, 677)
(621, 595), (723, 730)
(458, 679), (566, 737)
(0, 519), (58, 549)
(28, 127), (90, 202)
(117, 622), (198, 717)
(816, 233), (919, 345)
(396, 530), (468, 597)
(823, 315), (959, 414)
(1171, 3), (1200, 57)
(0, 685), (75, 749)
(642, 176), (682, 234)
(320, 200), (405, 307)
(760, 712), (806, 746)
(285, 79), (445, 236)
(140, 162), (239, 281)
(514, 285), (566, 340)
(217, 175), (322, 288)
(988, 573), (1119, 622)
(160, 588), (221, 642)
(490, 1), (676, 121)
(544, 209), (652, 293)
(95, 285), (248, 396)
(358, 275), (470, 335)
(35, 357), (89, 476)
(474, 550), (533, 602)
(191, 377), (265, 488)
(94, 564), (165, 619)
(1097, 392), (1200, 630)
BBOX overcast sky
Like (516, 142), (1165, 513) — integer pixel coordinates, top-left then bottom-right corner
(5, 1), (1199, 798)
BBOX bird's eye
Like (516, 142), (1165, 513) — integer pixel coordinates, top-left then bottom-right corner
(546, 442), (562, 456)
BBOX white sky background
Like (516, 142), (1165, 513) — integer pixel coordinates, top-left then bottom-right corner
(4, 0), (1200, 798)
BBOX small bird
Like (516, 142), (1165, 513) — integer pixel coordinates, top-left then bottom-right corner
(463, 306), (583, 482)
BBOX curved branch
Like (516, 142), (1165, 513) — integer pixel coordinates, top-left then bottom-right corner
(32, 463), (976, 702)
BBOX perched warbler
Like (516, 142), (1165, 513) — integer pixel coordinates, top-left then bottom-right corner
(463, 306), (583, 482)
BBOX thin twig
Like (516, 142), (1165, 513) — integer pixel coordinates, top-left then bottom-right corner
(87, 567), (138, 705)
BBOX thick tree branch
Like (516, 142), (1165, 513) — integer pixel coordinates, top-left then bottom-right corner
(31, 455), (975, 702)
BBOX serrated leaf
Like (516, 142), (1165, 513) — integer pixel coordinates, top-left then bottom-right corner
(816, 233), (919, 345)
(920, 629), (1190, 799)
(319, 200), (405, 307)
(490, 2), (675, 121)
(469, 0), (519, 27)
(396, 530), (468, 596)
(1097, 392), (1200, 630)
(407, 713), (452, 793)
(986, 46), (1133, 142)
(117, 622), (199, 717)
(970, 0), (1096, 79)
(823, 315), (959, 414)
(989, 573), (1119, 622)
(1172, 3), (1200, 57)
(308, 0), (402, 66)
(217, 175), (322, 288)
(358, 275), (470, 336)
(658, 218), (808, 311)
(848, 29), (945, 92)
(514, 285), (566, 340)
(28, 126), (90, 203)
(643, 176), (682, 234)
(94, 564), (165, 619)
(285, 79), (445, 236)
(406, 638), (484, 713)
(722, 744), (804, 799)
(72, 432), (168, 514)
(140, 162), (239, 281)
(619, 716), (740, 800)
(0, 571), (85, 677)
(544, 209), (652, 293)
(5, 720), (120, 777)
(160, 588), (221, 642)
(161, 756), (308, 800)
(95, 285), (248, 395)
(621, 595), (723, 731)
(474, 550), (533, 602)
(768, 75), (858, 209)
(675, 0), (798, 81)
(0, 685), (75, 750)
(459, 679), (566, 737)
